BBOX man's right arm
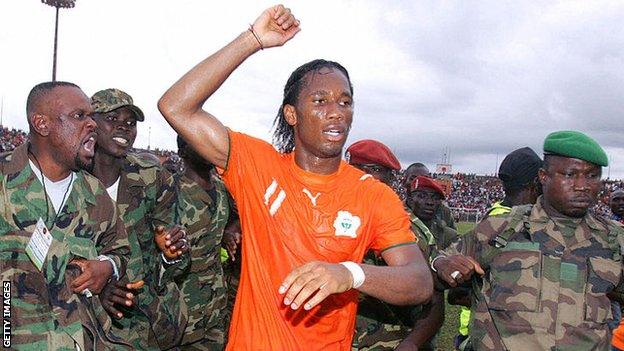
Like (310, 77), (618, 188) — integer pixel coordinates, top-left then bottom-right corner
(431, 230), (485, 288)
(431, 216), (511, 288)
(158, 4), (300, 169)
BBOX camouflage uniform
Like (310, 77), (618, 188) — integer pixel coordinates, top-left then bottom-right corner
(352, 211), (432, 350)
(175, 172), (230, 350)
(436, 202), (457, 230)
(109, 152), (188, 350)
(455, 202), (512, 350)
(0, 144), (131, 350)
(428, 211), (459, 256)
(444, 197), (624, 351)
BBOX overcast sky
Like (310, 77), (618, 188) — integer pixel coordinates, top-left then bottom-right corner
(1, 1), (623, 178)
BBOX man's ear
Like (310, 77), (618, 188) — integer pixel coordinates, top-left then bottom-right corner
(283, 104), (297, 126)
(30, 114), (51, 137)
(537, 167), (547, 187)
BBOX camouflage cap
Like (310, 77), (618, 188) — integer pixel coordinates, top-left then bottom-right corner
(91, 88), (145, 121)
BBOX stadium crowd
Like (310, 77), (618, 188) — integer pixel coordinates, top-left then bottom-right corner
(0, 126), (27, 152)
(2, 4), (624, 351)
(2, 126), (619, 222)
(443, 174), (505, 220)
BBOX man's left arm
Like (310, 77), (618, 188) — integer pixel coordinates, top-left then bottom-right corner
(279, 243), (432, 311)
(358, 189), (434, 305)
(280, 185), (433, 310)
(359, 244), (432, 305)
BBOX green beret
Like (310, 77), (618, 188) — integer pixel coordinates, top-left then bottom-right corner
(543, 130), (608, 167)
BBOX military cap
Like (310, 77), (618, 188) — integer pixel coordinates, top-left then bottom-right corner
(91, 88), (145, 121)
(411, 176), (445, 199)
(345, 139), (401, 170)
(498, 147), (542, 191)
(543, 130), (608, 167)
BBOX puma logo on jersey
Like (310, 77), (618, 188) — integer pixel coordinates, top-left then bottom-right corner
(264, 179), (286, 216)
(302, 188), (321, 206)
(333, 211), (361, 238)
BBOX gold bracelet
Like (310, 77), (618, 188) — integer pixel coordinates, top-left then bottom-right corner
(248, 24), (264, 50)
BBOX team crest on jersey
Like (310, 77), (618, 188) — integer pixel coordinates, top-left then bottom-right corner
(333, 211), (361, 238)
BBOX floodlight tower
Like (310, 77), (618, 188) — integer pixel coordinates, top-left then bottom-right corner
(41, 0), (76, 81)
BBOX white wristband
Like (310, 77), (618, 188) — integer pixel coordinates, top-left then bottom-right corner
(430, 255), (446, 273)
(340, 261), (365, 289)
(97, 255), (119, 280)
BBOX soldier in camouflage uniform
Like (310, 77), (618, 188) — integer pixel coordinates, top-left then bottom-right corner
(0, 82), (131, 350)
(174, 136), (229, 350)
(433, 131), (624, 351)
(448, 147), (543, 350)
(346, 140), (441, 351)
(404, 162), (457, 231)
(391, 176), (457, 350)
(409, 175), (459, 254)
(89, 88), (190, 350)
(352, 210), (440, 351)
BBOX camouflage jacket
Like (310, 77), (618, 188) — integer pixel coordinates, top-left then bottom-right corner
(0, 143), (131, 350)
(444, 198), (624, 351)
(109, 153), (188, 350)
(352, 210), (429, 351)
(175, 172), (229, 349)
(427, 213), (459, 256)
(435, 202), (457, 230)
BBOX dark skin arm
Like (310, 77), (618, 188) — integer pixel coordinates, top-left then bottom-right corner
(69, 259), (113, 294)
(279, 244), (433, 310)
(433, 254), (485, 288)
(396, 289), (445, 351)
(158, 5), (300, 169)
(222, 219), (241, 261)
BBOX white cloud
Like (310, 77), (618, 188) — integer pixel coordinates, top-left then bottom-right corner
(1, 0), (622, 177)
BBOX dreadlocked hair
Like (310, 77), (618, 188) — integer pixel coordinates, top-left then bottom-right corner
(271, 59), (353, 153)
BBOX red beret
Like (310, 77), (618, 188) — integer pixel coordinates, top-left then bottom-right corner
(411, 176), (445, 198)
(345, 139), (401, 170)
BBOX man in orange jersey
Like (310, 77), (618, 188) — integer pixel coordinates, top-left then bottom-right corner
(159, 5), (433, 350)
